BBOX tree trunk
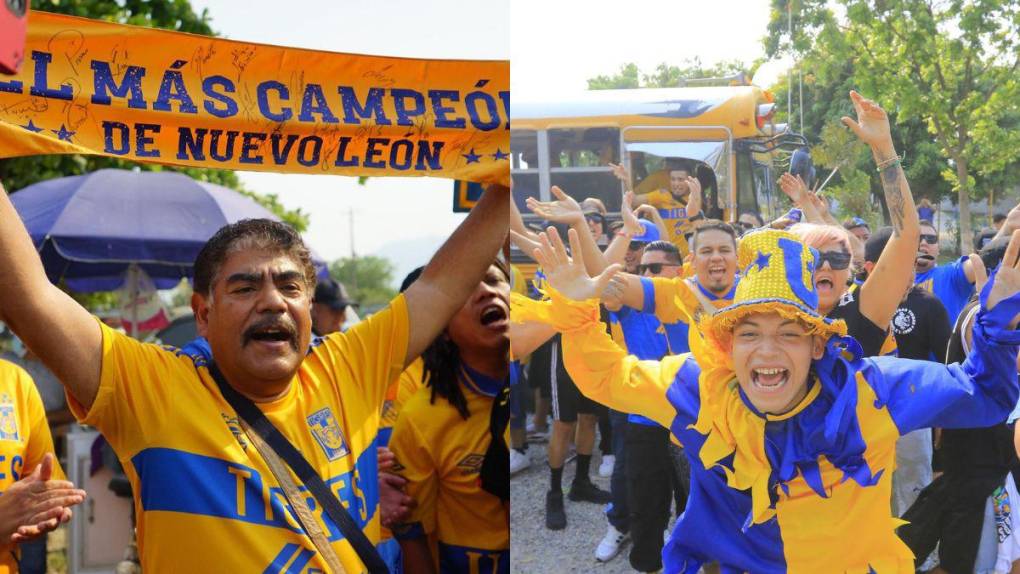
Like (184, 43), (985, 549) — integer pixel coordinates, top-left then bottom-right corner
(956, 156), (975, 255)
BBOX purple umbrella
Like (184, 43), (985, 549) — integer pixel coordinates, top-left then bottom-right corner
(10, 169), (328, 292)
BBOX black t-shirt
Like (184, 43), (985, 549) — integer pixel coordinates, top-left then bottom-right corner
(891, 286), (952, 362)
(829, 285), (889, 358)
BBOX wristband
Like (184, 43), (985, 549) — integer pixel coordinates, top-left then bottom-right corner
(875, 155), (901, 171)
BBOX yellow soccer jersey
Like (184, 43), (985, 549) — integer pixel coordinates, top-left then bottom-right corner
(379, 357), (424, 446)
(0, 359), (63, 574)
(67, 296), (409, 573)
(389, 364), (509, 573)
(644, 189), (694, 257)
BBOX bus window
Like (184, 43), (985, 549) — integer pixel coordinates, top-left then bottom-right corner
(548, 127), (621, 211)
(624, 141), (727, 219)
(752, 158), (773, 222)
(511, 130), (539, 211)
(735, 151), (759, 222)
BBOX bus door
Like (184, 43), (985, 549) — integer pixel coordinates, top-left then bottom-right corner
(620, 126), (733, 220)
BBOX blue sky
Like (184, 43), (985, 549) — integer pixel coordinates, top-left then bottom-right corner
(188, 0), (510, 283)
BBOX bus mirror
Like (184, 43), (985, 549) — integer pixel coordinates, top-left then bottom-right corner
(756, 103), (776, 130)
(790, 147), (816, 190)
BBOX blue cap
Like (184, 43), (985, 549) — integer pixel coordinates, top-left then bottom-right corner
(845, 216), (869, 230)
(632, 219), (660, 243)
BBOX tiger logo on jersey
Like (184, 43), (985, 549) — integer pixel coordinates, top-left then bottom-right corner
(307, 407), (349, 461)
(0, 395), (19, 442)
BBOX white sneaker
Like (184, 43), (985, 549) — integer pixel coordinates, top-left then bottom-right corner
(510, 448), (530, 475)
(598, 454), (615, 478)
(595, 524), (629, 562)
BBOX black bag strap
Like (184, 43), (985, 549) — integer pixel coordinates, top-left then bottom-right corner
(208, 362), (388, 573)
(479, 381), (510, 502)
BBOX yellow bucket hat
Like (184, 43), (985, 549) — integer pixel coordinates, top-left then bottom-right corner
(702, 228), (847, 347)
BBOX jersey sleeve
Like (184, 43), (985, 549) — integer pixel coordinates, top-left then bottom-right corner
(866, 287), (1020, 434)
(643, 276), (697, 326)
(388, 402), (438, 540)
(67, 319), (188, 457)
(516, 292), (688, 429)
(316, 294), (410, 413)
(608, 310), (629, 352)
(947, 256), (977, 301)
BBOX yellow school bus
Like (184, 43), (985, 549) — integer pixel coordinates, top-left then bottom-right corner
(511, 84), (805, 230)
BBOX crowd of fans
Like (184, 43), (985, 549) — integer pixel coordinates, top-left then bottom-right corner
(509, 91), (1020, 574)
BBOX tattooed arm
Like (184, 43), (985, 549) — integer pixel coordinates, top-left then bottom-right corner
(842, 91), (920, 331)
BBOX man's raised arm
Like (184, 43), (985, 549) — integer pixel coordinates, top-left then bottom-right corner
(0, 183), (102, 410)
(402, 184), (510, 365)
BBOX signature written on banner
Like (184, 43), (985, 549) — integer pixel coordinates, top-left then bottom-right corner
(0, 12), (510, 184)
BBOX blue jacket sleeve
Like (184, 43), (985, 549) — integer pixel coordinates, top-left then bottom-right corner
(866, 278), (1020, 434)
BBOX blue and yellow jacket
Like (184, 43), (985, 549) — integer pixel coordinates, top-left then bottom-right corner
(511, 286), (1020, 573)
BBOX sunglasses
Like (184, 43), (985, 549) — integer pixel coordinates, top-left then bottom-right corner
(638, 263), (680, 274)
(920, 234), (938, 245)
(816, 250), (852, 270)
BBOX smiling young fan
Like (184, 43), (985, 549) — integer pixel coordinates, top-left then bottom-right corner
(511, 226), (1020, 573)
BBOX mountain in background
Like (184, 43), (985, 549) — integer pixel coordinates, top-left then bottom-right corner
(372, 235), (448, 289)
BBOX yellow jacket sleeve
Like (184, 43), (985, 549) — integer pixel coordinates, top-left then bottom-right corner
(511, 291), (685, 429)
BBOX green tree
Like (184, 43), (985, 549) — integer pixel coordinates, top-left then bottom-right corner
(0, 0), (308, 232)
(766, 0), (1020, 253)
(329, 255), (397, 309)
(588, 58), (751, 90)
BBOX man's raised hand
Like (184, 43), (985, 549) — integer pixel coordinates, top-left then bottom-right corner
(985, 230), (1020, 315)
(532, 227), (621, 302)
(526, 186), (585, 225)
(778, 173), (809, 205)
(841, 91), (893, 150)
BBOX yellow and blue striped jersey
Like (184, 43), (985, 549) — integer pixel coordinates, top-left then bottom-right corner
(389, 364), (509, 573)
(0, 359), (63, 574)
(67, 297), (409, 573)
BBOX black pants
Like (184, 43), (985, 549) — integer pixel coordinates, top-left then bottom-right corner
(626, 423), (673, 572)
(898, 473), (1005, 573)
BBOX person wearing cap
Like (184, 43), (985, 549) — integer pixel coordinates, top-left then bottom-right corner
(311, 278), (357, 337)
(513, 226), (1020, 572)
(844, 216), (872, 243)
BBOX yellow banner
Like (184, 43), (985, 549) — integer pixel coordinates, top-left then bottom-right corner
(0, 12), (509, 184)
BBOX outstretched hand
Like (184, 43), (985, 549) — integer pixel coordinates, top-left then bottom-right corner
(0, 454), (86, 546)
(608, 163), (631, 187)
(841, 91), (893, 150)
(532, 227), (621, 302)
(620, 191), (643, 235)
(985, 230), (1020, 314)
(526, 186), (585, 225)
(684, 176), (703, 216)
(778, 173), (809, 205)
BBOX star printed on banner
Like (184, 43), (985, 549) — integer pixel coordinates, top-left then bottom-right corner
(20, 120), (44, 133)
(752, 250), (772, 272)
(52, 124), (76, 142)
(462, 149), (481, 164)
(492, 148), (509, 161)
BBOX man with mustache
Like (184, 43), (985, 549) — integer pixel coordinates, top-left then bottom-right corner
(0, 180), (509, 573)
